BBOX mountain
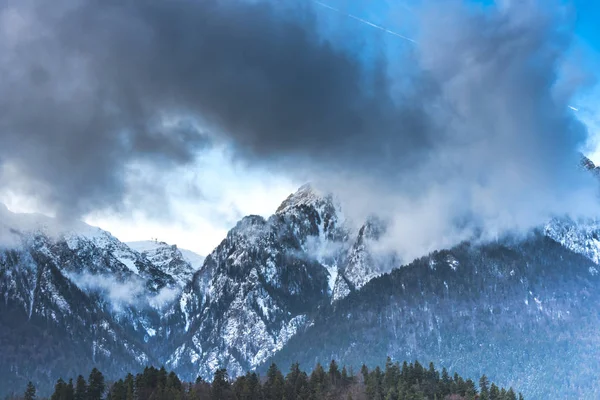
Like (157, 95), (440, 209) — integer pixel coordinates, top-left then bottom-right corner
(265, 233), (600, 400)
(4, 180), (600, 399)
(127, 240), (204, 287)
(162, 185), (350, 380)
(0, 205), (203, 394)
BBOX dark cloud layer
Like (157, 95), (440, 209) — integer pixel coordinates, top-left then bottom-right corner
(0, 0), (428, 216)
(0, 0), (596, 242)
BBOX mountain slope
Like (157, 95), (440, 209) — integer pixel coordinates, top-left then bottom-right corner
(0, 245), (153, 395)
(0, 205), (202, 395)
(127, 240), (204, 286)
(164, 185), (350, 380)
(265, 234), (600, 400)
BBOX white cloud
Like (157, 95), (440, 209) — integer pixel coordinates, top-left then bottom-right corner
(83, 146), (299, 255)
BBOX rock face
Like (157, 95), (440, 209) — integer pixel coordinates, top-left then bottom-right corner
(163, 185), (349, 380)
(128, 240), (203, 287)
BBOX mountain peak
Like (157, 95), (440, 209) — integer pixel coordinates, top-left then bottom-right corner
(276, 183), (328, 214)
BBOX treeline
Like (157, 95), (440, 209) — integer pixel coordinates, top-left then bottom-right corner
(9, 358), (523, 400)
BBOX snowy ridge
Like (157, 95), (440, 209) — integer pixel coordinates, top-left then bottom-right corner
(128, 240), (203, 286)
(545, 218), (600, 266)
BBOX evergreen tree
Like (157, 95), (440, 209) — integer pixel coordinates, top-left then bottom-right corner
(232, 375), (247, 400)
(383, 357), (399, 394)
(211, 368), (230, 400)
(490, 383), (501, 400)
(75, 375), (87, 400)
(24, 382), (36, 400)
(360, 365), (369, 383)
(465, 379), (477, 400)
(67, 379), (75, 400)
(341, 366), (349, 386)
(328, 360), (342, 388)
(124, 374), (134, 400)
(264, 363), (285, 400)
(15, 357), (524, 400)
(479, 375), (490, 400)
(88, 368), (106, 400)
(285, 362), (302, 400)
(310, 363), (328, 398)
(365, 366), (384, 400)
(440, 367), (451, 398)
(506, 388), (517, 400)
(51, 378), (68, 400)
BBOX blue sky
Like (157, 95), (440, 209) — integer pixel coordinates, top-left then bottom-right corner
(573, 0), (600, 52)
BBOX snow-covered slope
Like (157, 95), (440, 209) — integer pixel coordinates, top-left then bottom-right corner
(163, 185), (355, 380)
(0, 204), (201, 393)
(542, 157), (600, 266)
(545, 218), (600, 266)
(128, 240), (204, 286)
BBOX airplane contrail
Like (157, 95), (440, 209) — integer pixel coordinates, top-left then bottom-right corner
(311, 2), (582, 116)
(312, 0), (417, 44)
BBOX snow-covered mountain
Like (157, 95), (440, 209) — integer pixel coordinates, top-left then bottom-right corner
(162, 184), (349, 379)
(5, 171), (600, 398)
(267, 234), (600, 400)
(128, 240), (204, 287)
(0, 205), (204, 394)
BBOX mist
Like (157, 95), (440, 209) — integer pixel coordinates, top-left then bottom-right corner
(67, 272), (180, 311)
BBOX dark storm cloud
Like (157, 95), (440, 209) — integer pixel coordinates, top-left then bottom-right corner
(0, 0), (596, 240)
(0, 0), (432, 216)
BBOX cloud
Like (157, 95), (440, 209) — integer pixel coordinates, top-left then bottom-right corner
(67, 272), (179, 311)
(0, 0), (597, 261)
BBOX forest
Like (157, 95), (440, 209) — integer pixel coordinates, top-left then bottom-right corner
(6, 358), (522, 400)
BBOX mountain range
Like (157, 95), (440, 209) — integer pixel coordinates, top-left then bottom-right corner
(3, 168), (600, 399)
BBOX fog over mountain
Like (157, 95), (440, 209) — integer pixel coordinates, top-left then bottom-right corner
(1, 0), (598, 264)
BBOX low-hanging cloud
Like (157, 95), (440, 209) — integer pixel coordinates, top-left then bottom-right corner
(67, 272), (180, 311)
(0, 0), (597, 260)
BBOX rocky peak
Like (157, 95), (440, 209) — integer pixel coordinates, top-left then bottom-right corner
(276, 183), (323, 213)
(128, 241), (202, 287)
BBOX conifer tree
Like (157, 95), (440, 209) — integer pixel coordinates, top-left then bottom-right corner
(366, 366), (384, 400)
(465, 379), (477, 400)
(51, 378), (67, 400)
(24, 382), (36, 400)
(211, 368), (230, 400)
(328, 360), (342, 388)
(16, 356), (524, 400)
(506, 388), (517, 400)
(360, 365), (369, 383)
(124, 374), (134, 400)
(285, 362), (302, 399)
(383, 357), (399, 394)
(66, 379), (75, 400)
(264, 363), (284, 400)
(479, 375), (490, 400)
(310, 363), (328, 398)
(490, 383), (501, 400)
(88, 368), (106, 400)
(75, 375), (87, 400)
(341, 366), (349, 385)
